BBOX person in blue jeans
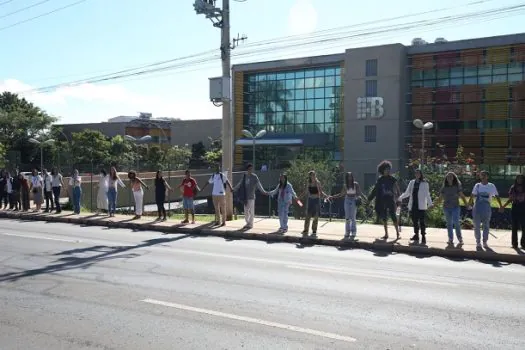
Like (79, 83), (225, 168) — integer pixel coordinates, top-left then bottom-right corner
(107, 167), (125, 217)
(68, 169), (82, 214)
(268, 173), (297, 233)
(436, 172), (468, 246)
(329, 172), (362, 240)
(468, 170), (504, 248)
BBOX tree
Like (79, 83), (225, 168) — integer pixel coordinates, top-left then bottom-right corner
(0, 92), (57, 163)
(109, 135), (136, 168)
(286, 159), (336, 197)
(165, 145), (191, 170)
(191, 141), (206, 160)
(70, 129), (111, 168)
(145, 145), (166, 171)
(0, 143), (6, 168)
(204, 137), (222, 165)
(254, 81), (291, 126)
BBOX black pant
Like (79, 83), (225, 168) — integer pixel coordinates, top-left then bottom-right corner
(53, 187), (62, 212)
(511, 205), (525, 247)
(1, 191), (8, 208)
(411, 209), (426, 236)
(45, 190), (54, 211)
(156, 201), (166, 218)
(21, 189), (30, 211)
(10, 191), (20, 210)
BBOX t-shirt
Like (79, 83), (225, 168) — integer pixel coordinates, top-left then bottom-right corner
(182, 177), (197, 198)
(377, 176), (397, 199)
(509, 184), (525, 205)
(31, 175), (43, 188)
(44, 174), (53, 191)
(209, 173), (227, 196)
(440, 184), (463, 208)
(471, 182), (498, 204)
(51, 173), (63, 187)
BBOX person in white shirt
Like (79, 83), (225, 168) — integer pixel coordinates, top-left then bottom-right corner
(96, 169), (109, 214)
(398, 169), (433, 245)
(200, 165), (233, 226)
(42, 169), (54, 212)
(30, 169), (44, 211)
(68, 169), (82, 214)
(51, 168), (64, 213)
(467, 170), (504, 248)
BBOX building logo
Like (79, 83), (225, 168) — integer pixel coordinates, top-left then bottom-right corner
(357, 97), (384, 120)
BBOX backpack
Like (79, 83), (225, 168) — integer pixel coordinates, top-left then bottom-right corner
(219, 173), (227, 189)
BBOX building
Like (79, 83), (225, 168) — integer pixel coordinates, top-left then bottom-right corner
(58, 114), (221, 148)
(232, 33), (525, 188)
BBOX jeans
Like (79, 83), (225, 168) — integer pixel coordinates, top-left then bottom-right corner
(473, 202), (492, 244)
(304, 197), (320, 233)
(344, 197), (357, 236)
(107, 188), (117, 215)
(444, 206), (462, 242)
(278, 201), (290, 230)
(72, 186), (82, 214)
(52, 187), (62, 212)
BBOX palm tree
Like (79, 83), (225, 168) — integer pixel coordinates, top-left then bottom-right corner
(254, 80), (292, 126)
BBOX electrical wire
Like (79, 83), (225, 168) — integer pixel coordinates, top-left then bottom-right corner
(0, 0), (88, 32)
(0, 0), (53, 20)
(21, 2), (525, 95)
(0, 0), (17, 6)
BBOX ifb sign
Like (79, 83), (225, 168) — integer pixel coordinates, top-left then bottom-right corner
(356, 97), (384, 120)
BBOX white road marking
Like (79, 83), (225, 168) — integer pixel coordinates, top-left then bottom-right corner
(286, 265), (458, 287)
(0, 232), (79, 243)
(141, 298), (356, 343)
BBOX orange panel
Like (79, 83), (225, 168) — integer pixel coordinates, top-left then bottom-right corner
(461, 86), (482, 103)
(460, 103), (483, 120)
(459, 130), (481, 148)
(460, 49), (483, 66)
(511, 101), (525, 117)
(487, 46), (511, 64)
(411, 87), (433, 105)
(483, 148), (508, 165)
(511, 128), (525, 147)
(514, 44), (525, 62)
(484, 129), (509, 147)
(412, 105), (433, 120)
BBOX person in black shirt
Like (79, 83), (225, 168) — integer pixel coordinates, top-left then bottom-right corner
(368, 160), (401, 240)
(503, 174), (525, 249)
(11, 171), (21, 211)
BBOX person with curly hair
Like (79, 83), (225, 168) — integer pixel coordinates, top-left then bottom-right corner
(368, 160), (401, 240)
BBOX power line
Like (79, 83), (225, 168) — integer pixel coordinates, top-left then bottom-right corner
(0, 0), (53, 20)
(0, 0), (87, 32)
(0, 0), (18, 6)
(22, 2), (525, 94)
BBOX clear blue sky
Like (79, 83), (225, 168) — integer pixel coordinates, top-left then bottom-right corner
(0, 0), (523, 124)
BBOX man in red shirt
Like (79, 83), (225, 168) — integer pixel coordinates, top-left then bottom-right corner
(179, 170), (199, 224)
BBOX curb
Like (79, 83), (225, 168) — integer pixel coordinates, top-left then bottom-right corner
(2, 212), (524, 265)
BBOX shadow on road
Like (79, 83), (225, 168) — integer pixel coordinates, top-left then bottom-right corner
(0, 233), (193, 283)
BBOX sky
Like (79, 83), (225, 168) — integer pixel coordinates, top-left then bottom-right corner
(0, 0), (524, 124)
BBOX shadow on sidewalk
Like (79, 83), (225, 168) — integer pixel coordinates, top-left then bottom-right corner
(0, 233), (193, 283)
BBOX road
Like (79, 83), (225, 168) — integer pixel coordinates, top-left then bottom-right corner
(0, 220), (523, 350)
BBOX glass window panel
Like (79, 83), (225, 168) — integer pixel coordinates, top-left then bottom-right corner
(314, 69), (325, 77)
(450, 67), (463, 78)
(314, 110), (324, 123)
(305, 99), (315, 110)
(287, 102), (295, 111)
(508, 63), (523, 74)
(464, 77), (477, 85)
(464, 67), (477, 77)
(305, 70), (315, 78)
(314, 87), (325, 98)
(276, 73), (285, 80)
(437, 69), (449, 79)
(437, 79), (449, 87)
(509, 73), (523, 83)
(478, 76), (492, 84)
(256, 113), (265, 125)
(493, 74), (507, 83)
(335, 75), (341, 86)
(295, 111), (305, 124)
(325, 76), (335, 86)
(411, 80), (423, 87)
(267, 73), (276, 80)
(305, 88), (315, 99)
(325, 68), (336, 76)
(478, 65), (492, 76)
(305, 78), (315, 88)
(424, 69), (436, 79)
(493, 64), (507, 75)
(294, 100), (305, 110)
(423, 80), (436, 88)
(248, 75), (256, 82)
(304, 124), (316, 133)
(256, 75), (266, 82)
(295, 89), (305, 99)
(411, 69), (423, 80)
(275, 112), (285, 124)
(325, 87), (335, 97)
(295, 78), (305, 89)
(284, 124), (295, 133)
(450, 78), (463, 86)
(325, 123), (335, 133)
(314, 99), (324, 110)
(335, 67), (341, 76)
(295, 71), (305, 79)
(285, 79), (294, 90)
(305, 111), (314, 123)
(314, 77), (325, 88)
(285, 72), (295, 79)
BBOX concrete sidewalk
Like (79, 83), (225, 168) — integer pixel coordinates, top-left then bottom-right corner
(1, 210), (524, 264)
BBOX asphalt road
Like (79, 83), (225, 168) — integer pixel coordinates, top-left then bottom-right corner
(0, 220), (524, 350)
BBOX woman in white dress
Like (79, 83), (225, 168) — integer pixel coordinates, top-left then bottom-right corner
(96, 169), (109, 214)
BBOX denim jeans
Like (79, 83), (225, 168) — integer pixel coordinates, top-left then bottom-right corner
(344, 197), (357, 236)
(444, 206), (462, 241)
(72, 186), (82, 214)
(473, 201), (492, 244)
(107, 188), (117, 215)
(278, 201), (290, 230)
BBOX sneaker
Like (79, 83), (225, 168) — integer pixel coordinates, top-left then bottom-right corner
(447, 240), (453, 245)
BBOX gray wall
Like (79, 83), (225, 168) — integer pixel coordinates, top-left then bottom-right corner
(59, 122), (127, 139)
(343, 44), (407, 188)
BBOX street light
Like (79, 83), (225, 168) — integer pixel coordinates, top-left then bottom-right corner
(29, 138), (55, 173)
(242, 129), (267, 169)
(413, 119), (434, 167)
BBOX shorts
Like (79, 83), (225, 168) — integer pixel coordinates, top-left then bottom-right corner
(376, 200), (397, 222)
(183, 196), (194, 209)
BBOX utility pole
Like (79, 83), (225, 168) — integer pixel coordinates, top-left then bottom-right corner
(194, 0), (246, 221)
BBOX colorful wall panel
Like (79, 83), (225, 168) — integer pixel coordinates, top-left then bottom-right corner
(234, 71), (244, 166)
(487, 47), (511, 65)
(412, 87), (433, 105)
(511, 128), (525, 148)
(483, 148), (508, 164)
(435, 129), (457, 147)
(460, 49), (483, 66)
(434, 104), (457, 121)
(412, 105), (432, 120)
(412, 55), (434, 69)
(515, 45), (525, 62)
(484, 129), (509, 147)
(460, 103), (483, 120)
(459, 130), (481, 148)
(435, 51), (456, 68)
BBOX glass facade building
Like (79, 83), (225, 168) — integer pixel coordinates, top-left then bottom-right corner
(409, 44), (525, 166)
(235, 66), (343, 168)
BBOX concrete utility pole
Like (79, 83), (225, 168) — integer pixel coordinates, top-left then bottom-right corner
(194, 0), (246, 221)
